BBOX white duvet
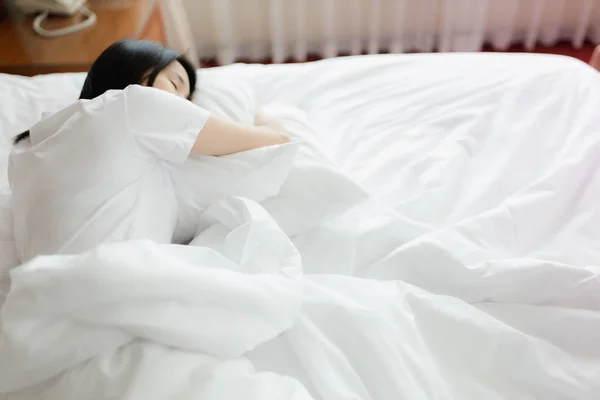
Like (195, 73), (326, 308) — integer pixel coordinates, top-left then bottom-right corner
(2, 53), (600, 399)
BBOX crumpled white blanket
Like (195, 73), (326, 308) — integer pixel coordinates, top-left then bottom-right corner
(3, 191), (600, 400)
(0, 198), (310, 399)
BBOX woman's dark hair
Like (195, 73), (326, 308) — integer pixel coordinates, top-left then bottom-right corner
(13, 40), (197, 145)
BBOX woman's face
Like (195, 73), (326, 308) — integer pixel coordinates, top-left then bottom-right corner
(142, 60), (191, 99)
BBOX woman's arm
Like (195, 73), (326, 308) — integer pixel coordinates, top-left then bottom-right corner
(193, 114), (289, 156)
(591, 45), (600, 72)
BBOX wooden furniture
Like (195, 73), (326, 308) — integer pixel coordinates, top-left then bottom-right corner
(0, 0), (165, 76)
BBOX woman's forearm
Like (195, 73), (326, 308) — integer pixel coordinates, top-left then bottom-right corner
(591, 45), (600, 72)
(192, 115), (289, 156)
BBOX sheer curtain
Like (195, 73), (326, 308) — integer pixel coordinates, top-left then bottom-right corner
(176, 0), (600, 65)
(160, 0), (199, 67)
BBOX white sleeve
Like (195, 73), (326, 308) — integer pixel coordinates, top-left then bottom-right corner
(125, 85), (210, 164)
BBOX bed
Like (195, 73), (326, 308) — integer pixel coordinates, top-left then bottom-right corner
(1, 53), (600, 399)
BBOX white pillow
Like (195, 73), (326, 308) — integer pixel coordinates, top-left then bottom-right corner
(173, 76), (301, 243)
(172, 143), (298, 243)
(174, 77), (367, 242)
(193, 76), (255, 125)
(183, 105), (368, 244)
(259, 105), (368, 236)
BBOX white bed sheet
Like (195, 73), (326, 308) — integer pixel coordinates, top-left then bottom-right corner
(6, 53), (595, 268)
(1, 53), (600, 399)
(216, 53), (600, 267)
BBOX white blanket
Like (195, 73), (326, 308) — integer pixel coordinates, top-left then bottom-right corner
(2, 194), (600, 399)
(2, 53), (600, 399)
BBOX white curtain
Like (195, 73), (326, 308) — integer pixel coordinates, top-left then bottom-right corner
(160, 0), (199, 67)
(175, 0), (600, 65)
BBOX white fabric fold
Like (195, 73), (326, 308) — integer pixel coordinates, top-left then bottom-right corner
(0, 197), (303, 395)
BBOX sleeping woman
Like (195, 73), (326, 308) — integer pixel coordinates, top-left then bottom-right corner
(9, 39), (289, 263)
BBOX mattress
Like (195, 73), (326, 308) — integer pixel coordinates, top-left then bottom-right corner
(1, 53), (600, 399)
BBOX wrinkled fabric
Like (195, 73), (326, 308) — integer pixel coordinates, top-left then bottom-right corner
(1, 53), (600, 399)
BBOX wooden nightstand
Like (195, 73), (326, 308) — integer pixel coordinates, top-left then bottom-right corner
(0, 0), (165, 76)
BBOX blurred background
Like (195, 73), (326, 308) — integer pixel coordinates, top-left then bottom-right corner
(1, 0), (599, 75)
(183, 0), (600, 65)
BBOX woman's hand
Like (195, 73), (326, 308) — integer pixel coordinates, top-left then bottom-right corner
(255, 109), (287, 132)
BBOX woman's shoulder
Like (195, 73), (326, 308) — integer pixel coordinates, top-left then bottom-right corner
(29, 86), (162, 129)
(34, 88), (127, 124)
(21, 89), (132, 148)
